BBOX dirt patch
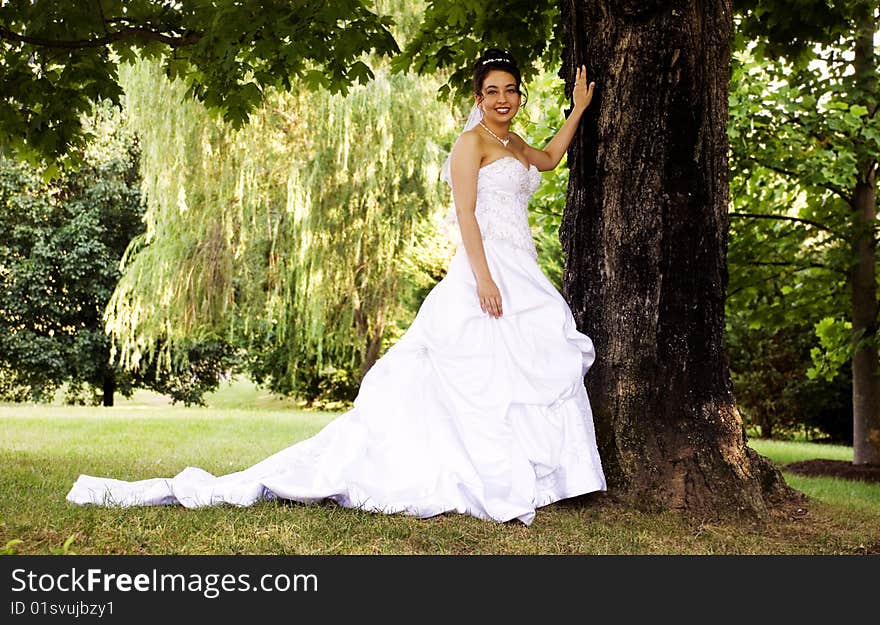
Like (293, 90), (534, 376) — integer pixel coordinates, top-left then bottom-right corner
(784, 459), (880, 484)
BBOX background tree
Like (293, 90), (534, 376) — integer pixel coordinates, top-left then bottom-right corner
(0, 106), (234, 406)
(725, 105), (853, 444)
(729, 1), (878, 462)
(0, 108), (144, 405)
(726, 321), (853, 442)
(103, 1), (454, 407)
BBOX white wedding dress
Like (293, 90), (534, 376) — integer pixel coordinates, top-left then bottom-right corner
(67, 155), (607, 525)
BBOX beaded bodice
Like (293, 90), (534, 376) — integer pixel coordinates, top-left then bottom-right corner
(445, 156), (543, 260)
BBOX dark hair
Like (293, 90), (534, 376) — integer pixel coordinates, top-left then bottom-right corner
(472, 48), (527, 104)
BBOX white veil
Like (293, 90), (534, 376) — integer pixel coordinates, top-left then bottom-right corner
(440, 103), (483, 187)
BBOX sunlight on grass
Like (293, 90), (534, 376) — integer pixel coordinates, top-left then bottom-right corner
(748, 438), (853, 466)
(0, 404), (336, 476)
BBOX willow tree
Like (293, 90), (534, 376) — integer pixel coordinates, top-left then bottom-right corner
(104, 58), (452, 402)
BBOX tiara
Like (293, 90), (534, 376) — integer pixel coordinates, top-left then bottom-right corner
(481, 57), (510, 65)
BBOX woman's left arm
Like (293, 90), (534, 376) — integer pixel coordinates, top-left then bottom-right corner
(516, 65), (595, 172)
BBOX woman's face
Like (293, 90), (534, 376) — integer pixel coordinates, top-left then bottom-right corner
(476, 70), (521, 125)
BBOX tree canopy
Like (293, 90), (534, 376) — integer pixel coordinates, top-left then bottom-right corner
(0, 0), (399, 165)
(3, 1), (872, 171)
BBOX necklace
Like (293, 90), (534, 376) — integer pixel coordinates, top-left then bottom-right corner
(479, 121), (510, 147)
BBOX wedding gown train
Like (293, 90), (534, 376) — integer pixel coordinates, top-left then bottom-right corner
(66, 155), (607, 525)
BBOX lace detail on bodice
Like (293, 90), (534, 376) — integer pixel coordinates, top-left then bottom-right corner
(444, 156), (543, 260)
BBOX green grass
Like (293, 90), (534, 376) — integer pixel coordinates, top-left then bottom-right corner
(747, 438), (880, 515)
(1, 382), (878, 554)
(747, 438), (854, 466)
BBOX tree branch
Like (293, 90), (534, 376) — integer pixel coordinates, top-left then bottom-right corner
(741, 156), (853, 204)
(766, 161), (852, 204)
(727, 263), (847, 297)
(729, 211), (843, 239)
(0, 25), (201, 50)
(95, 1), (109, 36)
(737, 261), (847, 278)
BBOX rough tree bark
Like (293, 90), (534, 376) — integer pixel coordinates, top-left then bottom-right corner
(850, 3), (879, 465)
(559, 0), (800, 517)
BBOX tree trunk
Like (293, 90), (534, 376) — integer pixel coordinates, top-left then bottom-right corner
(102, 370), (115, 407)
(850, 5), (879, 465)
(559, 0), (798, 517)
(355, 305), (386, 378)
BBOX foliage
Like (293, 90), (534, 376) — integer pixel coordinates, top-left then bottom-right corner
(0, 105), (239, 406)
(0, 0), (399, 165)
(6, 0), (864, 172)
(0, 538), (23, 555)
(49, 535), (77, 556)
(727, 322), (853, 442)
(725, 4), (877, 441)
(0, 107), (143, 403)
(808, 316), (857, 382)
(735, 0), (867, 62)
(106, 41), (454, 404)
(514, 69), (572, 291)
(394, 0), (560, 101)
(390, 215), (457, 345)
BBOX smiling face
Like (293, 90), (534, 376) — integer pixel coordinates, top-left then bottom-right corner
(476, 69), (521, 124)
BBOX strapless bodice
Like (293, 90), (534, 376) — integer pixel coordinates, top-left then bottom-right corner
(445, 156), (543, 260)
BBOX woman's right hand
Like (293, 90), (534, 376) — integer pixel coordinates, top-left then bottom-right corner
(477, 278), (503, 318)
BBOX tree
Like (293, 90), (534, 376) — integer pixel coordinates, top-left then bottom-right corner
(103, 2), (453, 407)
(726, 320), (853, 442)
(729, 1), (879, 464)
(0, 107), (239, 407)
(0, 109), (144, 405)
(0, 0), (398, 166)
(724, 90), (854, 444)
(547, 0), (797, 516)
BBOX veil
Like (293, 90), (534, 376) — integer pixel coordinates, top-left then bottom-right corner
(440, 103), (483, 187)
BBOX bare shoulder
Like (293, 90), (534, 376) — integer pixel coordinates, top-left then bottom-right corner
(455, 128), (483, 152)
(451, 128), (485, 163)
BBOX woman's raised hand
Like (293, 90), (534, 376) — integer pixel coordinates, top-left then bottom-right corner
(573, 65), (595, 112)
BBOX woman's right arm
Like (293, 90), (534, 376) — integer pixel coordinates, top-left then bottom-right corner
(449, 132), (503, 318)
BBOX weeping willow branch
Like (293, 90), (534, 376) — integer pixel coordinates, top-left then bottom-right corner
(104, 58), (455, 394)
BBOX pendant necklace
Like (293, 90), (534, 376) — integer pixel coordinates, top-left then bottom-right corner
(479, 121), (510, 147)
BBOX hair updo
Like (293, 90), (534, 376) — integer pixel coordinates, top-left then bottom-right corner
(472, 48), (527, 104)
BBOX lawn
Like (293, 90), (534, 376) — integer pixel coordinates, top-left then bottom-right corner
(1, 379), (878, 555)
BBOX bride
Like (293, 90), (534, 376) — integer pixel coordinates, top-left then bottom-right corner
(67, 48), (606, 526)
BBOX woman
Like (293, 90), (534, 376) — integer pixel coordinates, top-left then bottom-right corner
(67, 49), (606, 526)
